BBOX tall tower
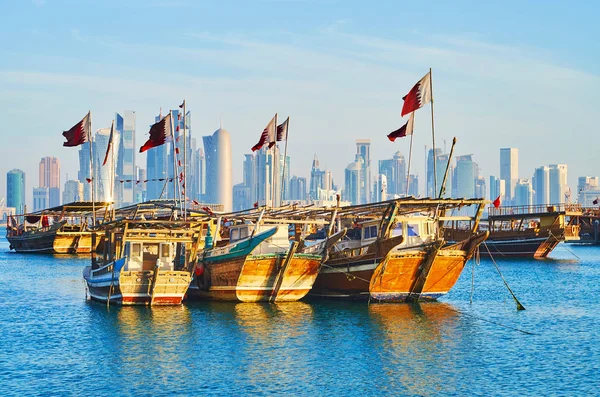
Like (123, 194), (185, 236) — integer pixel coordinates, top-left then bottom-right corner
(426, 148), (442, 197)
(454, 155), (474, 198)
(500, 148), (518, 204)
(116, 111), (136, 206)
(356, 140), (371, 204)
(203, 127), (232, 211)
(379, 151), (406, 197)
(532, 166), (550, 205)
(39, 157), (60, 207)
(344, 156), (363, 205)
(7, 169), (25, 214)
(94, 128), (120, 203)
(145, 113), (169, 201)
(549, 164), (568, 204)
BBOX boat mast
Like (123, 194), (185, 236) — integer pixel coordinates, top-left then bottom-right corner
(89, 110), (96, 226)
(280, 117), (289, 205)
(429, 68), (438, 197)
(182, 99), (187, 221)
(406, 113), (415, 197)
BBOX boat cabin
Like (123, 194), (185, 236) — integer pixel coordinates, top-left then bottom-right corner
(123, 241), (178, 272)
(228, 223), (291, 254)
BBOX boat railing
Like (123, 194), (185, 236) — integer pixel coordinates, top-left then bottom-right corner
(489, 203), (582, 217)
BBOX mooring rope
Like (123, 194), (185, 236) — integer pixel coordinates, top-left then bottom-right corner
(445, 305), (535, 335)
(483, 241), (526, 311)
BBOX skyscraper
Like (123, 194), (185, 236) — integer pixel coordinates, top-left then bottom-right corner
(453, 155), (475, 198)
(7, 169), (25, 214)
(344, 156), (363, 205)
(197, 148), (206, 202)
(356, 140), (371, 204)
(426, 148), (442, 197)
(33, 187), (49, 211)
(489, 175), (505, 202)
(309, 154), (324, 200)
(289, 176), (307, 201)
(532, 166), (550, 205)
(500, 148), (518, 204)
(374, 174), (387, 202)
(379, 151), (406, 197)
(39, 156), (60, 207)
(407, 175), (419, 197)
(515, 179), (533, 206)
(94, 128), (120, 203)
(116, 111), (136, 206)
(63, 180), (83, 204)
(78, 142), (93, 201)
(203, 127), (232, 211)
(549, 164), (568, 204)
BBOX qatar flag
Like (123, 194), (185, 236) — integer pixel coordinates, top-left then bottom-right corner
(62, 111), (91, 147)
(493, 195), (501, 208)
(252, 114), (276, 152)
(139, 113), (173, 153)
(387, 113), (414, 142)
(401, 71), (432, 117)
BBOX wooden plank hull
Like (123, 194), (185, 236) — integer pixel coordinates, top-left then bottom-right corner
(479, 236), (557, 258)
(187, 254), (321, 302)
(370, 249), (469, 302)
(84, 266), (192, 306)
(8, 230), (98, 254)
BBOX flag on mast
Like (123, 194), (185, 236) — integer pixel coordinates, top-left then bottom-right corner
(275, 117), (289, 143)
(252, 114), (276, 152)
(493, 195), (502, 208)
(62, 111), (91, 147)
(139, 113), (173, 153)
(102, 120), (115, 166)
(387, 113), (414, 142)
(401, 71), (432, 117)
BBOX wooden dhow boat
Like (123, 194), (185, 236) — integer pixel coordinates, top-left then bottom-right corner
(445, 203), (581, 258)
(6, 202), (110, 254)
(83, 215), (210, 306)
(188, 207), (344, 302)
(309, 198), (488, 302)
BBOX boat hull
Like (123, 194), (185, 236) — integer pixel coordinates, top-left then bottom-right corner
(187, 253), (322, 302)
(8, 230), (98, 254)
(84, 265), (192, 306)
(479, 236), (558, 258)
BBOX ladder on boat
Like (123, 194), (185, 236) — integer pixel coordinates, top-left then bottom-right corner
(406, 241), (443, 302)
(269, 241), (299, 302)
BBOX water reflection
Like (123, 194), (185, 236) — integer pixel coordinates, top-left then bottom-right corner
(233, 302), (315, 393)
(369, 302), (462, 396)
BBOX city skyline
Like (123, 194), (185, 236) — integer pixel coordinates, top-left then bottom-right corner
(1, 1), (598, 207)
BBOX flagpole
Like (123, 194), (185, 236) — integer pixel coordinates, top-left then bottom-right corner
(88, 111), (96, 226)
(406, 114), (414, 197)
(280, 117), (289, 205)
(170, 110), (177, 207)
(272, 113), (278, 208)
(429, 67), (438, 197)
(110, 119), (116, 221)
(182, 100), (187, 221)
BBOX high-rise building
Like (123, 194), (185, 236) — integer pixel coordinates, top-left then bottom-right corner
(407, 175), (419, 197)
(197, 148), (206, 202)
(489, 175), (505, 202)
(577, 176), (599, 204)
(474, 176), (486, 199)
(33, 187), (49, 211)
(379, 151), (406, 197)
(500, 148), (518, 204)
(549, 164), (568, 204)
(78, 142), (94, 201)
(39, 156), (60, 207)
(289, 176), (307, 201)
(435, 153), (452, 198)
(7, 169), (25, 214)
(515, 179), (533, 206)
(63, 180), (84, 204)
(356, 140), (371, 204)
(116, 111), (136, 206)
(374, 174), (387, 202)
(453, 155), (475, 198)
(309, 154), (324, 200)
(532, 166), (550, 205)
(426, 148), (442, 197)
(203, 127), (232, 211)
(344, 156), (363, 205)
(94, 128), (120, 203)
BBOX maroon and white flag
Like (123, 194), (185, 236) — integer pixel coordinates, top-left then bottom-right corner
(139, 113), (173, 153)
(387, 113), (414, 142)
(252, 114), (276, 152)
(275, 117), (289, 144)
(62, 111), (91, 147)
(401, 71), (432, 117)
(102, 120), (115, 166)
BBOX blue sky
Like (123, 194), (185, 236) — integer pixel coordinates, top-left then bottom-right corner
(1, 0), (599, 206)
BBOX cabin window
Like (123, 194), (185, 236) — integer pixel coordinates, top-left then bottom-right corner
(131, 243), (142, 258)
(391, 222), (403, 237)
(161, 244), (171, 258)
(240, 227), (249, 239)
(231, 228), (240, 241)
(363, 225), (378, 239)
(407, 224), (419, 237)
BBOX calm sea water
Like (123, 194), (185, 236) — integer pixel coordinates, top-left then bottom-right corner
(1, 227), (599, 396)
